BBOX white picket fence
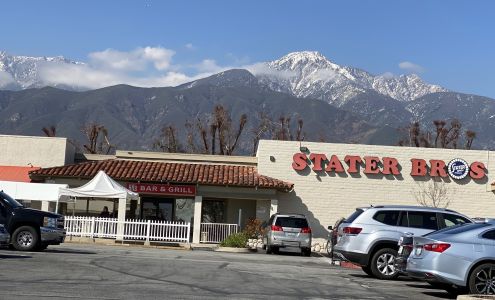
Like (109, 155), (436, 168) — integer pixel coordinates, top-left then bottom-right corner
(64, 216), (190, 243)
(200, 223), (239, 243)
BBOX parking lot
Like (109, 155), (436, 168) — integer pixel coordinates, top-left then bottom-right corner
(0, 244), (456, 300)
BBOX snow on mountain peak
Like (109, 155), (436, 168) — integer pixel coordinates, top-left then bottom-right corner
(255, 51), (447, 104)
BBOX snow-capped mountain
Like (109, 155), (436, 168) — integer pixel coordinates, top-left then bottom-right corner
(252, 51), (447, 106)
(0, 51), (84, 90)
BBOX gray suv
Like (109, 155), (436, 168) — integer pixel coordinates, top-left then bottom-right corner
(262, 213), (312, 256)
(333, 205), (472, 279)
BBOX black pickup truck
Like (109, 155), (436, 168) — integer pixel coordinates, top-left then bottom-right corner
(0, 190), (65, 251)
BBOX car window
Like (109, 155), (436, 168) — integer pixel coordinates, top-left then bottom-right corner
(345, 209), (364, 223)
(275, 217), (309, 228)
(398, 212), (408, 227)
(442, 213), (470, 227)
(482, 230), (495, 240)
(437, 223), (490, 234)
(407, 211), (438, 230)
(373, 210), (400, 226)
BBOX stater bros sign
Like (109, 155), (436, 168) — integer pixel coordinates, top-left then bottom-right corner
(291, 153), (486, 180)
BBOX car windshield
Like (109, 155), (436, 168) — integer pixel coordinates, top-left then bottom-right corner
(275, 217), (309, 228)
(426, 223), (490, 236)
(0, 191), (23, 208)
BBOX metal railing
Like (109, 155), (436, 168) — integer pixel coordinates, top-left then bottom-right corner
(64, 216), (190, 243)
(200, 223), (239, 243)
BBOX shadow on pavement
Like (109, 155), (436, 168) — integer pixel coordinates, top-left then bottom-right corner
(43, 249), (97, 255)
(0, 254), (31, 259)
(422, 291), (456, 299)
(350, 273), (418, 282)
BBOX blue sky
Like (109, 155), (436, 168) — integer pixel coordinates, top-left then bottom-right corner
(1, 0), (494, 97)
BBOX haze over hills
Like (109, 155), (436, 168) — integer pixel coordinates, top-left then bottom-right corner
(0, 50), (494, 150)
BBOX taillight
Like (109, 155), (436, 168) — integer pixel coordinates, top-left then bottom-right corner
(424, 243), (450, 253)
(271, 225), (283, 231)
(301, 227), (311, 233)
(343, 227), (362, 235)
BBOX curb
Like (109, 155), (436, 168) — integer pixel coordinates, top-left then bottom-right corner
(64, 239), (190, 251)
(214, 247), (254, 253)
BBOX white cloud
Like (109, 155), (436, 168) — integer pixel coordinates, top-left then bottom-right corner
(185, 43), (195, 50)
(245, 62), (295, 80)
(0, 70), (16, 88)
(88, 47), (175, 72)
(379, 72), (396, 79)
(195, 59), (228, 73)
(398, 61), (424, 73)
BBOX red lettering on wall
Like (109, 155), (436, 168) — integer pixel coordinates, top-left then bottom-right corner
(364, 156), (381, 174)
(382, 157), (400, 175)
(126, 183), (196, 196)
(292, 153), (308, 171)
(344, 155), (362, 173)
(309, 153), (328, 171)
(411, 159), (427, 176)
(469, 161), (486, 179)
(325, 155), (345, 173)
(429, 160), (448, 177)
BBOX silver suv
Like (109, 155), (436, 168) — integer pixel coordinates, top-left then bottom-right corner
(262, 213), (312, 256)
(333, 205), (472, 280)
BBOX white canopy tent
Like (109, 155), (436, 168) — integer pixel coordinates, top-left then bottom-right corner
(58, 170), (139, 240)
(0, 180), (72, 212)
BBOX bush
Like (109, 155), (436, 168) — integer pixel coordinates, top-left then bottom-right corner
(243, 218), (265, 239)
(220, 232), (249, 248)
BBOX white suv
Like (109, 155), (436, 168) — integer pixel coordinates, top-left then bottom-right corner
(333, 205), (472, 280)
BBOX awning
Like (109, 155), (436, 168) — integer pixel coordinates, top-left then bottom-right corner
(0, 180), (70, 202)
(0, 166), (41, 182)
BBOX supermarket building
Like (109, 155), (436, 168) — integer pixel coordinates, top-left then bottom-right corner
(6, 136), (494, 247)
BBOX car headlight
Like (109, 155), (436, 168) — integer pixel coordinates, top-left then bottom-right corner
(43, 217), (57, 228)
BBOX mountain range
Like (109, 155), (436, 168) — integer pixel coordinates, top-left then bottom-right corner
(0, 50), (494, 151)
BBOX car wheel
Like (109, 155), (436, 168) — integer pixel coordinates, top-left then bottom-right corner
(370, 248), (399, 280)
(326, 241), (333, 256)
(301, 248), (311, 257)
(272, 246), (280, 255)
(266, 244), (272, 254)
(12, 226), (39, 251)
(361, 266), (373, 276)
(469, 263), (495, 294)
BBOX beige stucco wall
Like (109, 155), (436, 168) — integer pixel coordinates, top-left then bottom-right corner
(0, 135), (75, 167)
(257, 140), (495, 239)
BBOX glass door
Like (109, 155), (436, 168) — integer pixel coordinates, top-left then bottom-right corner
(141, 198), (174, 221)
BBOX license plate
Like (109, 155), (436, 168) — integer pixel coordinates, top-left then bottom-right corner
(286, 232), (297, 237)
(398, 246), (403, 255)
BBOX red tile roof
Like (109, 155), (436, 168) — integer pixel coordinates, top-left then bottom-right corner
(29, 159), (293, 191)
(0, 166), (41, 182)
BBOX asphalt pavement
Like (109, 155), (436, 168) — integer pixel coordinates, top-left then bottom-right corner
(0, 243), (455, 300)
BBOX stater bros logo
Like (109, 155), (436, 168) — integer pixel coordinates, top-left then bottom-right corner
(447, 158), (470, 180)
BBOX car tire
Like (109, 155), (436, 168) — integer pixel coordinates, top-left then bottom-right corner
(12, 226), (39, 251)
(272, 246), (280, 255)
(370, 248), (399, 280)
(361, 266), (373, 276)
(266, 244), (272, 254)
(302, 248), (311, 257)
(468, 263), (495, 295)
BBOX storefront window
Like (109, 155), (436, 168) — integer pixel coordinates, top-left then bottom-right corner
(175, 198), (194, 223)
(202, 199), (225, 223)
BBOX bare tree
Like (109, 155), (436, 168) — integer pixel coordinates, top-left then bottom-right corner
(81, 123), (116, 154)
(399, 119), (475, 150)
(413, 180), (453, 208)
(154, 125), (182, 153)
(42, 125), (56, 137)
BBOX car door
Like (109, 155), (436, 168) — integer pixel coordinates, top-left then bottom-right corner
(0, 199), (8, 226)
(405, 211), (439, 236)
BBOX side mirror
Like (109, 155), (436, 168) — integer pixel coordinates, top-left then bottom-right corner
(327, 225), (333, 231)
